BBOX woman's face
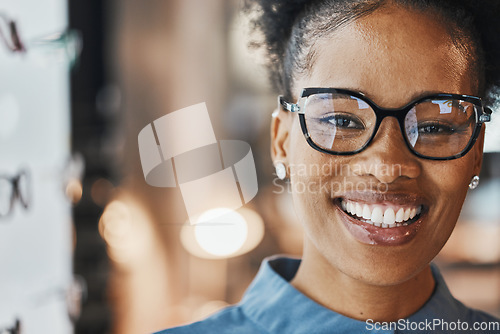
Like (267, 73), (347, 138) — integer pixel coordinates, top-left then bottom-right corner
(272, 7), (485, 285)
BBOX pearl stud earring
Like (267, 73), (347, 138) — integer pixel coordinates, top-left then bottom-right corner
(469, 175), (480, 190)
(275, 162), (287, 180)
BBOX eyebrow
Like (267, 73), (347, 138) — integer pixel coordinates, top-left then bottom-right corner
(407, 90), (447, 101)
(356, 89), (448, 107)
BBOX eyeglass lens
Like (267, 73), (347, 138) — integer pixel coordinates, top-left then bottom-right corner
(303, 93), (477, 158)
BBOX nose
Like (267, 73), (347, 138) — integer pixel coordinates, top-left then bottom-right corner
(350, 117), (422, 184)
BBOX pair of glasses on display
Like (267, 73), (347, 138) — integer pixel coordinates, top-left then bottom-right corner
(279, 88), (492, 160)
(0, 169), (30, 219)
(0, 12), (24, 52)
(0, 319), (20, 334)
(0, 11), (82, 68)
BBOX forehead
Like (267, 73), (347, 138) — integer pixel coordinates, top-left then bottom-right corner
(300, 6), (476, 108)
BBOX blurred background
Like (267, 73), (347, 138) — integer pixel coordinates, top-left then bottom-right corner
(0, 0), (499, 333)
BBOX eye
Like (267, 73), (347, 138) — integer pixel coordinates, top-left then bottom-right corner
(321, 114), (365, 130)
(418, 122), (455, 134)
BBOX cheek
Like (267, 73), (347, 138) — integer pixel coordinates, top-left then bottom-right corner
(287, 123), (350, 242)
(423, 160), (472, 201)
(288, 124), (327, 225)
(423, 159), (474, 242)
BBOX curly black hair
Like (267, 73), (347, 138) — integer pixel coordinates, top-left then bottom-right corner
(244, 0), (500, 104)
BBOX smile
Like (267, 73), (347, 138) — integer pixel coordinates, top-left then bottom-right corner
(340, 199), (423, 228)
(333, 193), (429, 246)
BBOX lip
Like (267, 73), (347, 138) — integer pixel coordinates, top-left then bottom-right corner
(337, 191), (426, 206)
(333, 192), (429, 246)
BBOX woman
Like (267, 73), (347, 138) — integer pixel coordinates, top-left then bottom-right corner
(158, 0), (500, 332)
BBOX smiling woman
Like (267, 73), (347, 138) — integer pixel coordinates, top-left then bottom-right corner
(156, 0), (500, 333)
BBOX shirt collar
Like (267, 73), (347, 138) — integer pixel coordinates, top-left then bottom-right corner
(240, 255), (381, 333)
(239, 256), (469, 334)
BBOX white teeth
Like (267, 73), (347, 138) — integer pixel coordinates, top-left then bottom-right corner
(371, 207), (383, 223)
(404, 208), (411, 221)
(340, 199), (422, 229)
(395, 208), (404, 223)
(362, 205), (371, 220)
(349, 202), (355, 215)
(355, 203), (363, 217)
(383, 208), (396, 226)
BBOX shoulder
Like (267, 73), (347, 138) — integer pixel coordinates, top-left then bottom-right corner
(154, 305), (267, 334)
(463, 305), (500, 323)
(431, 264), (499, 324)
(409, 264), (500, 333)
(454, 306), (500, 334)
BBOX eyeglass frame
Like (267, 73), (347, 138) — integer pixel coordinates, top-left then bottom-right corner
(0, 11), (82, 69)
(0, 318), (21, 334)
(279, 88), (492, 161)
(0, 169), (30, 219)
(0, 12), (25, 53)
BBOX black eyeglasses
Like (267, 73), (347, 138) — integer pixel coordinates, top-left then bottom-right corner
(0, 11), (82, 68)
(0, 169), (30, 219)
(0, 319), (21, 334)
(279, 88), (492, 160)
(0, 12), (25, 53)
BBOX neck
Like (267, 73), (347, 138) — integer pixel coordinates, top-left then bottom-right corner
(290, 241), (435, 322)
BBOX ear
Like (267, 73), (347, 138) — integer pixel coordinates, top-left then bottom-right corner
(270, 108), (292, 165)
(472, 126), (486, 175)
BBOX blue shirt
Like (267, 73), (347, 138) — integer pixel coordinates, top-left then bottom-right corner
(156, 256), (500, 334)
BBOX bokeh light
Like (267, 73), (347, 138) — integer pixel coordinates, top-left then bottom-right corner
(194, 208), (248, 257)
(65, 178), (83, 204)
(181, 207), (264, 259)
(98, 199), (153, 264)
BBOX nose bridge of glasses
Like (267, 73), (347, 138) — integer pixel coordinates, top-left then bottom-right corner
(370, 112), (409, 151)
(373, 103), (412, 121)
(370, 104), (410, 140)
(349, 112), (422, 182)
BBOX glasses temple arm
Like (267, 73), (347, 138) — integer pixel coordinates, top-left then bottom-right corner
(479, 107), (492, 123)
(278, 96), (301, 113)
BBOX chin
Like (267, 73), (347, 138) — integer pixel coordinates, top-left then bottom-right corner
(308, 216), (438, 287)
